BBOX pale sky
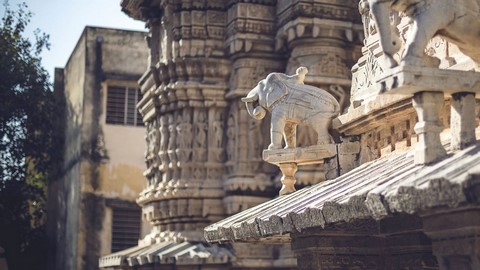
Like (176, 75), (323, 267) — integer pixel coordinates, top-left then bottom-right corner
(2, 0), (147, 82)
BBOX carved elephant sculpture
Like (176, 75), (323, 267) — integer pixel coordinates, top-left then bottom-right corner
(241, 67), (340, 150)
(369, 0), (480, 68)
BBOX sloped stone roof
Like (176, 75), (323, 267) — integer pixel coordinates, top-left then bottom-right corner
(99, 241), (233, 268)
(205, 141), (480, 243)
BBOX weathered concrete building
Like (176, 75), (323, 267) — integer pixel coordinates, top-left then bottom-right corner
(99, 0), (364, 269)
(49, 27), (149, 270)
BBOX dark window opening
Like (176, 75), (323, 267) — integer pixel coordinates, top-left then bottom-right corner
(111, 207), (141, 252)
(106, 86), (143, 126)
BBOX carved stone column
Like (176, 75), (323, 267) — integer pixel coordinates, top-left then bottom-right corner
(276, 0), (362, 183)
(224, 0), (284, 214)
(450, 92), (476, 150)
(412, 91), (447, 165)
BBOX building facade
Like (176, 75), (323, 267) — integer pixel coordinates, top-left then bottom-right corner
(49, 27), (149, 270)
(100, 0), (363, 269)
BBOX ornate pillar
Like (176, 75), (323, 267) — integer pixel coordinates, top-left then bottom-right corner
(275, 0), (362, 182)
(223, 1), (284, 215)
(450, 92), (476, 150)
(412, 91), (446, 164)
(135, 0), (231, 243)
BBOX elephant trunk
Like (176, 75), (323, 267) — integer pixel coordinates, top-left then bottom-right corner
(244, 101), (266, 120)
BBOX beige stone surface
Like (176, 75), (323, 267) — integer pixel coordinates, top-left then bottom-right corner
(241, 67), (341, 150)
(451, 92), (477, 150)
(376, 65), (480, 96)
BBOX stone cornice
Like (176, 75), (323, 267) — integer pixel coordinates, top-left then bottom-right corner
(204, 142), (480, 243)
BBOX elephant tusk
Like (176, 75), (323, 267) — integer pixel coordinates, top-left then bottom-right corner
(252, 106), (266, 119)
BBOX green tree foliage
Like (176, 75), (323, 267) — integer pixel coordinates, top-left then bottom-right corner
(0, 2), (57, 269)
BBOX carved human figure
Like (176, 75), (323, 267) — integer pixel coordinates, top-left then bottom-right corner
(167, 114), (177, 166)
(226, 115), (236, 162)
(212, 119), (225, 162)
(159, 115), (169, 169)
(176, 110), (193, 163)
(241, 67), (341, 150)
(147, 118), (160, 164)
(248, 117), (263, 159)
(144, 122), (152, 160)
(206, 109), (226, 163)
(368, 0), (480, 68)
(178, 122), (192, 150)
(193, 110), (207, 162)
(212, 120), (224, 149)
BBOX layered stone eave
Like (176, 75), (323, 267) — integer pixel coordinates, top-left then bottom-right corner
(99, 241), (234, 268)
(333, 94), (413, 135)
(204, 138), (480, 243)
(121, 0), (148, 21)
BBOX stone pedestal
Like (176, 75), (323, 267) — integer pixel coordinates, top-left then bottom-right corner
(263, 145), (336, 195)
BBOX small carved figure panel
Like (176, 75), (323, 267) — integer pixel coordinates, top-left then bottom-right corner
(192, 109), (207, 162)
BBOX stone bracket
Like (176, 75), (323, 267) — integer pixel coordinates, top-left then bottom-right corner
(263, 145), (337, 195)
(263, 144), (336, 165)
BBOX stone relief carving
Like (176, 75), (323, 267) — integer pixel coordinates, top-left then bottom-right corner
(146, 118), (160, 166)
(167, 114), (178, 168)
(175, 109), (193, 165)
(226, 114), (236, 163)
(248, 117), (263, 160)
(213, 120), (224, 149)
(368, 0), (480, 68)
(241, 67), (341, 150)
(159, 115), (169, 171)
(210, 110), (225, 163)
(192, 109), (207, 162)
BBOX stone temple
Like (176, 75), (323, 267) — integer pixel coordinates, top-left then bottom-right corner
(96, 0), (480, 270)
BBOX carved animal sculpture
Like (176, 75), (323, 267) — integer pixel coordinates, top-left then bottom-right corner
(241, 67), (340, 150)
(368, 0), (480, 67)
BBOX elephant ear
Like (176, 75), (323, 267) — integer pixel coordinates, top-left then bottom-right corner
(266, 74), (288, 108)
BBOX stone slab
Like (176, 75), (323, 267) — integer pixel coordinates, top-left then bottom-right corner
(376, 65), (480, 96)
(263, 145), (337, 165)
